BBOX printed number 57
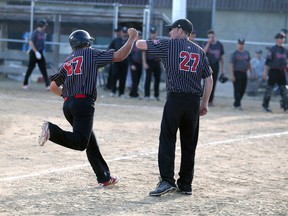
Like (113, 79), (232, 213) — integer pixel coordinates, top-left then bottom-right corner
(64, 56), (83, 76)
(180, 51), (199, 72)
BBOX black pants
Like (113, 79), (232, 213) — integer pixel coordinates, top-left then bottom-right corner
(111, 61), (128, 96)
(263, 68), (288, 109)
(23, 50), (50, 87)
(105, 64), (113, 90)
(209, 62), (220, 103)
(129, 62), (142, 97)
(48, 97), (111, 183)
(233, 71), (247, 107)
(159, 92), (200, 187)
(144, 60), (161, 98)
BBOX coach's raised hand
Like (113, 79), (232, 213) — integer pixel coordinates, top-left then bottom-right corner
(113, 28), (138, 62)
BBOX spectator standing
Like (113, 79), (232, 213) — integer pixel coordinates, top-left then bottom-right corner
(143, 26), (162, 100)
(109, 26), (129, 97)
(129, 31), (143, 98)
(23, 19), (50, 90)
(188, 30), (197, 44)
(203, 30), (225, 106)
(230, 38), (254, 110)
(105, 27), (122, 90)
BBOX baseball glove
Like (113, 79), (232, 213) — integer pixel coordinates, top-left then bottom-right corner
(219, 74), (228, 83)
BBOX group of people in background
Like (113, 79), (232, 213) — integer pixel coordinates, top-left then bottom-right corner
(194, 29), (288, 112)
(22, 18), (288, 112)
(228, 32), (288, 112)
(105, 26), (161, 101)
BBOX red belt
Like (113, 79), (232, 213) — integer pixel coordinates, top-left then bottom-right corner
(64, 94), (87, 101)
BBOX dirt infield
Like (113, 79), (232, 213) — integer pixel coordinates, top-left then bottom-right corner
(0, 78), (287, 216)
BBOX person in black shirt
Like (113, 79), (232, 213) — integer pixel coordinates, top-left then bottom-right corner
(23, 19), (50, 90)
(105, 27), (122, 90)
(262, 33), (288, 112)
(38, 28), (138, 187)
(137, 19), (213, 196)
(230, 39), (254, 110)
(143, 26), (162, 100)
(203, 30), (225, 106)
(188, 30), (197, 43)
(109, 26), (129, 97)
(129, 31), (143, 98)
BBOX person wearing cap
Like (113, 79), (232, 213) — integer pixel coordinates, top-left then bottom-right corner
(104, 26), (122, 91)
(114, 26), (122, 38)
(230, 38), (254, 110)
(136, 19), (213, 196)
(23, 19), (50, 90)
(188, 30), (197, 43)
(246, 49), (265, 96)
(109, 26), (129, 97)
(262, 32), (288, 112)
(203, 30), (225, 106)
(142, 26), (162, 100)
(128, 31), (143, 98)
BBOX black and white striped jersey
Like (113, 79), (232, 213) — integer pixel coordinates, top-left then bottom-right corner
(146, 38), (212, 96)
(51, 47), (114, 100)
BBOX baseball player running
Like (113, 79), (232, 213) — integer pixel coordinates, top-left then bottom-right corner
(38, 28), (138, 187)
(262, 32), (288, 112)
(136, 19), (213, 196)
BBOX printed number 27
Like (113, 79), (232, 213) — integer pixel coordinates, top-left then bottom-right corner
(180, 51), (199, 72)
(64, 56), (83, 76)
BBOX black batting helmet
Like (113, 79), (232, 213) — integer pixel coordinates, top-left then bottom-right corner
(69, 30), (94, 50)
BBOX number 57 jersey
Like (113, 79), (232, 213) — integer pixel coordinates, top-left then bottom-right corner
(146, 38), (212, 96)
(50, 47), (114, 100)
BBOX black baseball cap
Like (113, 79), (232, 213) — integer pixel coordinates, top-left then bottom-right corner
(275, 32), (286, 39)
(255, 49), (262, 54)
(37, 19), (48, 27)
(166, 19), (193, 33)
(121, 26), (128, 33)
(150, 26), (156, 33)
(238, 38), (245, 44)
(114, 26), (121, 32)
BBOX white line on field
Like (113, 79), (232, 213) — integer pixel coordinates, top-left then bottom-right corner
(0, 131), (287, 182)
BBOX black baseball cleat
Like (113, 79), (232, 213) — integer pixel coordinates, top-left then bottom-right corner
(149, 181), (176, 196)
(177, 183), (192, 195)
(263, 106), (272, 113)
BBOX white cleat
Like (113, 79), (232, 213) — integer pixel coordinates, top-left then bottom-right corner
(38, 121), (50, 146)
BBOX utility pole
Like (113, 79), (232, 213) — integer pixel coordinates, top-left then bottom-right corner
(30, 0), (35, 35)
(211, 0), (217, 29)
(172, 0), (187, 21)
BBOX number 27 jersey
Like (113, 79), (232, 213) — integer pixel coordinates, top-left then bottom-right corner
(146, 38), (212, 96)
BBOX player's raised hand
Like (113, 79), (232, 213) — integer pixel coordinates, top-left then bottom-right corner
(128, 28), (138, 39)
